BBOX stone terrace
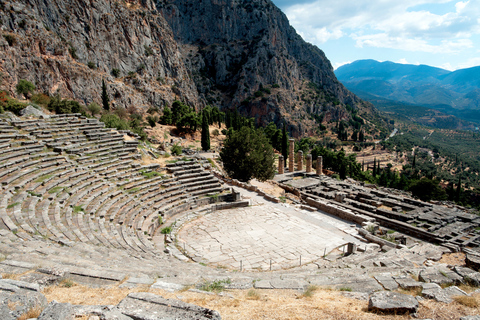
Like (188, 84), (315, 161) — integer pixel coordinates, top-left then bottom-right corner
(0, 114), (228, 259)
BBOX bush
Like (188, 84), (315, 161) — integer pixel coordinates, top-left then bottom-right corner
(221, 129), (228, 135)
(111, 68), (120, 77)
(171, 144), (182, 156)
(212, 129), (220, 136)
(146, 115), (157, 127)
(31, 93), (51, 106)
(48, 96), (81, 114)
(5, 99), (26, 115)
(100, 113), (129, 130)
(87, 102), (101, 116)
(69, 46), (78, 59)
(87, 61), (96, 69)
(16, 79), (35, 99)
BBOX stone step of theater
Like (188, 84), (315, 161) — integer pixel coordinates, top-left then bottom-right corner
(0, 114), (226, 258)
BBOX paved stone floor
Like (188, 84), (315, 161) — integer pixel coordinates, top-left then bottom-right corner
(178, 187), (362, 271)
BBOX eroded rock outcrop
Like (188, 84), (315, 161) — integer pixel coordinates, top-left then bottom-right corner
(158, 0), (374, 136)
(0, 0), (199, 109)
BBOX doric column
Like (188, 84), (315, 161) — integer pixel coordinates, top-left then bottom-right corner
(288, 138), (295, 172)
(316, 156), (323, 175)
(278, 155), (284, 174)
(306, 154), (312, 173)
(297, 150), (303, 171)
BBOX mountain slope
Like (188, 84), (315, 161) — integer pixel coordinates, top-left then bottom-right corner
(158, 0), (375, 136)
(0, 0), (199, 109)
(336, 60), (480, 123)
(0, 0), (380, 138)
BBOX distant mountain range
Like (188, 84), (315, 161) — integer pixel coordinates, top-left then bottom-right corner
(335, 60), (480, 123)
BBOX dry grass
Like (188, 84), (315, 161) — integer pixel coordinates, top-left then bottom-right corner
(39, 283), (480, 320)
(439, 252), (466, 266)
(453, 295), (480, 308)
(2, 273), (20, 280)
(17, 305), (43, 320)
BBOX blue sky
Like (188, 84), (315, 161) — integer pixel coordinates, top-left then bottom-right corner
(271, 0), (480, 70)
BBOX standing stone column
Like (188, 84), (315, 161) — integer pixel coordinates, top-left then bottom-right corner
(316, 156), (323, 175)
(297, 150), (303, 171)
(288, 138), (295, 172)
(278, 155), (284, 174)
(306, 154), (312, 173)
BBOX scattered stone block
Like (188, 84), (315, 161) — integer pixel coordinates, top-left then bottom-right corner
(374, 274), (399, 291)
(368, 291), (418, 314)
(466, 254), (480, 271)
(421, 283), (467, 303)
(116, 292), (221, 320)
(0, 283), (48, 320)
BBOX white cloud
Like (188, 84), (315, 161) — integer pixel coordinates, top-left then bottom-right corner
(456, 56), (480, 69)
(333, 61), (352, 69)
(284, 0), (480, 51)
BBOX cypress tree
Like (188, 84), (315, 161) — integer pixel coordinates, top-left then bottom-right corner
(201, 111), (210, 151)
(373, 158), (377, 176)
(282, 122), (288, 167)
(359, 130), (364, 142)
(456, 177), (462, 202)
(101, 79), (110, 111)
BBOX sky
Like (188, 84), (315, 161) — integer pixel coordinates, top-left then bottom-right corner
(271, 0), (480, 71)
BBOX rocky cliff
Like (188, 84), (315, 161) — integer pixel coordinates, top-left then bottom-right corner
(158, 0), (371, 136)
(0, 0), (376, 137)
(0, 0), (199, 109)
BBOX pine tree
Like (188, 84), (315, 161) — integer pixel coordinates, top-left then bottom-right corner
(201, 111), (210, 151)
(282, 122), (288, 167)
(101, 79), (110, 111)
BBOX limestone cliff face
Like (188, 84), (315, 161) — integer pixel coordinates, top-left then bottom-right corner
(0, 0), (199, 109)
(158, 0), (369, 136)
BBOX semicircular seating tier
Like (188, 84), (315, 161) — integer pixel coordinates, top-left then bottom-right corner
(0, 114), (225, 257)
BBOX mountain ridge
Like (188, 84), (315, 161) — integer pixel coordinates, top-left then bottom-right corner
(335, 60), (480, 123)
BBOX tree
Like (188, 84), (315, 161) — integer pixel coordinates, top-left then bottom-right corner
(359, 130), (364, 142)
(87, 102), (101, 116)
(201, 111), (210, 151)
(220, 126), (275, 182)
(160, 105), (173, 125)
(409, 178), (447, 202)
(282, 122), (288, 167)
(16, 79), (35, 99)
(101, 79), (110, 111)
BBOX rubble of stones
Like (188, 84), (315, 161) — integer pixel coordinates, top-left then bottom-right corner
(276, 172), (480, 253)
(0, 276), (220, 320)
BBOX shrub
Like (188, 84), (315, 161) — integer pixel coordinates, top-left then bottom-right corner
(171, 144), (182, 156)
(144, 45), (154, 57)
(87, 102), (101, 116)
(111, 68), (120, 77)
(48, 96), (81, 114)
(5, 99), (26, 115)
(100, 113), (129, 130)
(146, 115), (157, 127)
(160, 226), (172, 234)
(31, 93), (51, 106)
(16, 79), (35, 99)
(114, 107), (128, 119)
(212, 129), (220, 136)
(68, 46), (78, 59)
(87, 61), (96, 69)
